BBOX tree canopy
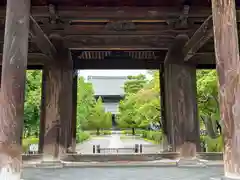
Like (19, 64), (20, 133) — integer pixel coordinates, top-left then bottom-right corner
(117, 72), (160, 134)
(196, 70), (220, 127)
(24, 70), (42, 137)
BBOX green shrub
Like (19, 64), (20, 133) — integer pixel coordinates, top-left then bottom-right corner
(86, 130), (112, 135)
(201, 135), (223, 152)
(22, 137), (39, 153)
(141, 130), (162, 144)
(120, 129), (162, 144)
(76, 131), (91, 143)
(122, 129), (144, 135)
(122, 130), (132, 135)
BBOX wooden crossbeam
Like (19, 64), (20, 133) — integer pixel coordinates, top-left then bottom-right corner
(0, 52), (215, 67)
(183, 15), (213, 61)
(187, 52), (215, 65)
(29, 16), (57, 60)
(0, 53), (49, 64)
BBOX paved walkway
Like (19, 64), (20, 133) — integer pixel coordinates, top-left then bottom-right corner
(76, 132), (160, 154)
(22, 166), (224, 180)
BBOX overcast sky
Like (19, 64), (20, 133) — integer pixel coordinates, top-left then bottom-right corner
(79, 70), (150, 79)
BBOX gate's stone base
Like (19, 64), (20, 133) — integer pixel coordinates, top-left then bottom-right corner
(22, 152), (223, 163)
(177, 158), (207, 167)
(36, 160), (63, 168)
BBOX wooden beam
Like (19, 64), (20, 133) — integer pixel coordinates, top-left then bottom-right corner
(187, 52), (215, 65)
(41, 23), (198, 36)
(183, 15), (213, 61)
(0, 52), (215, 67)
(0, 0), (30, 178)
(50, 6), (211, 20)
(0, 53), (49, 64)
(29, 16), (57, 60)
(73, 57), (163, 70)
(212, 0), (240, 179)
(65, 35), (174, 49)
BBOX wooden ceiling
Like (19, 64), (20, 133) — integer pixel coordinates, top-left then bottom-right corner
(0, 0), (212, 7)
(0, 0), (234, 68)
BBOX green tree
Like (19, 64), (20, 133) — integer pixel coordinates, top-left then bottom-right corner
(197, 70), (220, 127)
(24, 70), (42, 137)
(124, 74), (147, 94)
(117, 95), (139, 135)
(77, 76), (96, 131)
(117, 72), (160, 135)
(85, 97), (112, 135)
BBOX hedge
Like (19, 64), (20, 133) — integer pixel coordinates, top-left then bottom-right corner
(76, 131), (91, 143)
(201, 135), (223, 152)
(22, 137), (39, 153)
(141, 130), (162, 144)
(22, 131), (91, 153)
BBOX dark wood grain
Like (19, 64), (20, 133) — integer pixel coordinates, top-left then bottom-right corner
(0, 0), (30, 177)
(42, 36), (73, 159)
(159, 66), (167, 135)
(39, 69), (46, 154)
(183, 15), (213, 61)
(29, 16), (57, 61)
(164, 34), (200, 156)
(212, 0), (240, 178)
(70, 70), (77, 152)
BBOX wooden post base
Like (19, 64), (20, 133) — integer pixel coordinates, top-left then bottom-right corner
(0, 144), (22, 180)
(0, 166), (21, 180)
(36, 160), (63, 168)
(178, 142), (197, 158)
(177, 158), (206, 168)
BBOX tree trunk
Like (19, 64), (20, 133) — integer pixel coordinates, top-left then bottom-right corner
(0, 0), (30, 179)
(212, 0), (240, 178)
(132, 128), (135, 135)
(97, 128), (100, 136)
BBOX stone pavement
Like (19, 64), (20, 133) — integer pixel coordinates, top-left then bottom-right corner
(76, 133), (160, 154)
(22, 166), (224, 180)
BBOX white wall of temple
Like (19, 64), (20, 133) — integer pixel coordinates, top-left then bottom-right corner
(103, 102), (119, 114)
(87, 76), (127, 96)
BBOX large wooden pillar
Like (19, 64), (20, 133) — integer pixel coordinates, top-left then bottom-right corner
(0, 67), (2, 88)
(159, 67), (169, 151)
(42, 35), (73, 160)
(69, 70), (78, 152)
(164, 34), (200, 157)
(39, 69), (46, 154)
(212, 1), (240, 179)
(0, 0), (30, 178)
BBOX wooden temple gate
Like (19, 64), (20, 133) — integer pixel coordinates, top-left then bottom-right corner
(0, 0), (240, 179)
